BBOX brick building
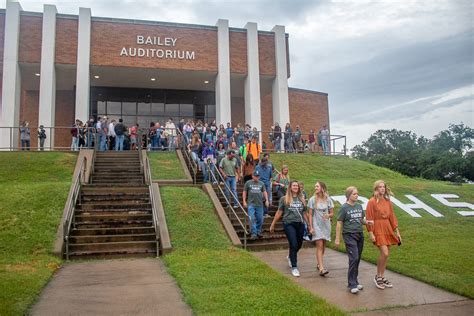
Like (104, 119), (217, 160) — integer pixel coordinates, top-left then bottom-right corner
(0, 0), (329, 148)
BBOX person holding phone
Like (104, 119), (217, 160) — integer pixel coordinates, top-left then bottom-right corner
(366, 180), (402, 290)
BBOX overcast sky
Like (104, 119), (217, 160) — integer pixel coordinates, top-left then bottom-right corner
(10, 0), (474, 150)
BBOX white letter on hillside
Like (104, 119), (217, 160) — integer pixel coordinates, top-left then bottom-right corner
(391, 195), (442, 217)
(431, 194), (474, 217)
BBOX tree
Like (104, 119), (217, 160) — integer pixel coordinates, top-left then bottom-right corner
(352, 124), (474, 182)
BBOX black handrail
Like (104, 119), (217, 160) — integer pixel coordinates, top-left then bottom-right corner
(207, 161), (248, 249)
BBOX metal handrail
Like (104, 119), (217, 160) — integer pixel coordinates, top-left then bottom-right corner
(143, 154), (160, 255)
(177, 129), (197, 183)
(207, 161), (248, 249)
(63, 155), (87, 260)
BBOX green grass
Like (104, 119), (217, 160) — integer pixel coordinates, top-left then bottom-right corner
(148, 152), (187, 180)
(269, 154), (474, 298)
(0, 152), (76, 315)
(160, 187), (345, 315)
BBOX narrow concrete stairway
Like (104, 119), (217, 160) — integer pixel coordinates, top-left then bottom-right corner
(67, 151), (158, 259)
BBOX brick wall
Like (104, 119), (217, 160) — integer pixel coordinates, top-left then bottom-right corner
(258, 34), (276, 76)
(56, 17), (78, 64)
(19, 90), (39, 148)
(231, 97), (245, 126)
(54, 90), (75, 149)
(19, 15), (42, 63)
(229, 31), (247, 74)
(260, 88), (329, 150)
(90, 21), (219, 71)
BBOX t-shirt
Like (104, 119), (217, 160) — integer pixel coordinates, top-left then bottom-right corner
(337, 203), (365, 233)
(219, 157), (238, 176)
(278, 196), (307, 224)
(244, 180), (266, 206)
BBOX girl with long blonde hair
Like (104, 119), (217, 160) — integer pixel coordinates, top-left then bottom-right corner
(270, 180), (308, 277)
(307, 181), (334, 276)
(335, 186), (366, 294)
(366, 180), (402, 290)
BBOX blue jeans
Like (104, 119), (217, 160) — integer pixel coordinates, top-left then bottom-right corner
(273, 137), (281, 152)
(99, 134), (107, 151)
(151, 135), (158, 150)
(71, 136), (79, 151)
(284, 222), (304, 268)
(263, 180), (272, 215)
(343, 232), (364, 289)
(248, 205), (263, 236)
(115, 135), (124, 151)
(322, 139), (329, 155)
(224, 176), (238, 207)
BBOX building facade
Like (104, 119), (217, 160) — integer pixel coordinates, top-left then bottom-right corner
(0, 0), (329, 149)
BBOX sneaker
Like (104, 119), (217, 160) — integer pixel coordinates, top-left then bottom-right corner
(291, 268), (300, 277)
(357, 284), (364, 290)
(350, 288), (359, 294)
(233, 205), (239, 208)
(264, 214), (272, 218)
(257, 233), (264, 239)
(286, 256), (292, 268)
(382, 277), (393, 288)
(374, 275), (385, 290)
(250, 235), (257, 240)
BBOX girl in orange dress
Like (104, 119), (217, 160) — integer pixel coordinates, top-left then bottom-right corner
(366, 180), (402, 290)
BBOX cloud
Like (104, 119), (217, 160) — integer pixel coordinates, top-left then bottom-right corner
(332, 85), (473, 151)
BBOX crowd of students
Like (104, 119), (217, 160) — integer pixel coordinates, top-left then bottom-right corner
(265, 179), (401, 294)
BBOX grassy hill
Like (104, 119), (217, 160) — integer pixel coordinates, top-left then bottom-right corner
(0, 152), (76, 315)
(269, 153), (474, 298)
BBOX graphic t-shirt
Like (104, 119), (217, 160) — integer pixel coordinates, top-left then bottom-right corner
(337, 203), (365, 233)
(278, 196), (307, 224)
(244, 180), (266, 206)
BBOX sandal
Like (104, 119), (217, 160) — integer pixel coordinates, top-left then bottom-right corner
(319, 268), (329, 276)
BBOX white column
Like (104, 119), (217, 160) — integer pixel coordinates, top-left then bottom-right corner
(0, 0), (22, 150)
(215, 19), (231, 125)
(75, 7), (91, 122)
(244, 22), (261, 132)
(38, 4), (57, 150)
(271, 25), (290, 127)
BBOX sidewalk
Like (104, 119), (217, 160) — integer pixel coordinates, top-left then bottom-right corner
(30, 258), (192, 316)
(254, 248), (473, 315)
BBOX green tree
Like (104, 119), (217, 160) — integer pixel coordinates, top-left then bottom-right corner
(352, 124), (473, 181)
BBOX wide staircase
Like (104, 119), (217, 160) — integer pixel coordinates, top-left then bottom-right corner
(66, 151), (158, 259)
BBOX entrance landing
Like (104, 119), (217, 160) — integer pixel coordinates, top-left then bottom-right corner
(30, 258), (191, 315)
(254, 248), (472, 315)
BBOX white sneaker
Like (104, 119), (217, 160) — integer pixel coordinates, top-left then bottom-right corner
(357, 284), (364, 290)
(291, 268), (300, 277)
(286, 256), (292, 268)
(350, 288), (359, 294)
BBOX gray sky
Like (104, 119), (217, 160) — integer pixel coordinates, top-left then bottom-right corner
(11, 0), (474, 149)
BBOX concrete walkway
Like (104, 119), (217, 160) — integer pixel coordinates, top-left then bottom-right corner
(31, 258), (192, 316)
(254, 248), (473, 315)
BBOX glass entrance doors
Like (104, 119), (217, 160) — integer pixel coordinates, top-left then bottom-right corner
(90, 87), (216, 127)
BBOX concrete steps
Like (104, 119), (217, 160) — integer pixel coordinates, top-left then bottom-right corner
(66, 151), (157, 259)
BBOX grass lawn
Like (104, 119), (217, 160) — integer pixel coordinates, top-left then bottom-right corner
(269, 153), (474, 298)
(0, 152), (76, 315)
(148, 152), (187, 180)
(160, 186), (345, 315)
